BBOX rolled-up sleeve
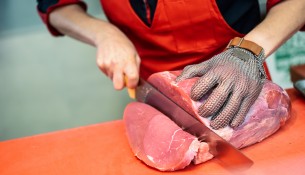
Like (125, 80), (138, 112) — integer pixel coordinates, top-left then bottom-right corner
(266, 0), (282, 11)
(37, 0), (87, 36)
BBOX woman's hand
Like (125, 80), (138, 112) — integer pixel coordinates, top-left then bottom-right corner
(95, 25), (140, 90)
(49, 4), (140, 90)
(176, 48), (266, 129)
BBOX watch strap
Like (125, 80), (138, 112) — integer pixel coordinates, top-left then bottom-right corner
(226, 37), (264, 57)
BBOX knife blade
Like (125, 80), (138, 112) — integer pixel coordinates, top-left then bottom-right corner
(134, 78), (253, 170)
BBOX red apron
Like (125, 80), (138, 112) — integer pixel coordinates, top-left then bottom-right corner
(100, 0), (270, 80)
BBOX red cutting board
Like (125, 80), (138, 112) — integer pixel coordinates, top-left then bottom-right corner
(0, 89), (305, 175)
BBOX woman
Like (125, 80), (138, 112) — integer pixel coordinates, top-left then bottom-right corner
(37, 0), (305, 129)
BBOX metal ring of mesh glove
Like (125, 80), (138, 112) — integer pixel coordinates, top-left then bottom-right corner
(176, 47), (267, 129)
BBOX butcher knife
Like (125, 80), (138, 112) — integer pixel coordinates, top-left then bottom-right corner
(127, 78), (253, 170)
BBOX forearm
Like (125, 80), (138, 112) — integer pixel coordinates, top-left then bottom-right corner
(244, 0), (305, 57)
(49, 4), (121, 47)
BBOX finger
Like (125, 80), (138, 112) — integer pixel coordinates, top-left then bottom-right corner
(176, 61), (211, 82)
(96, 58), (107, 75)
(96, 58), (114, 79)
(112, 68), (124, 90)
(190, 71), (219, 101)
(229, 95), (257, 128)
(124, 55), (140, 88)
(197, 82), (233, 118)
(135, 54), (141, 68)
(210, 93), (243, 129)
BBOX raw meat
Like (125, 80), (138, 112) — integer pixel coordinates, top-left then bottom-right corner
(148, 71), (291, 147)
(124, 102), (213, 171)
(123, 71), (291, 171)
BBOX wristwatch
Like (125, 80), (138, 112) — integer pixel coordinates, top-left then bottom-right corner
(226, 37), (267, 80)
(226, 37), (264, 57)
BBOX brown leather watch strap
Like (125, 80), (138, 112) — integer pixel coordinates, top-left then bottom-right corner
(226, 37), (264, 56)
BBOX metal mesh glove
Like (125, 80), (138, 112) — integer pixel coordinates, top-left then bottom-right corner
(176, 47), (267, 129)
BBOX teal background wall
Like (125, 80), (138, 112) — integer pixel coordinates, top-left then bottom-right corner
(266, 33), (305, 88)
(0, 0), (304, 141)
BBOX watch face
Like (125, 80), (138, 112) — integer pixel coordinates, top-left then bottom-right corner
(294, 79), (305, 98)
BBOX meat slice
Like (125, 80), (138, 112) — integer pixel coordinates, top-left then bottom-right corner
(123, 102), (213, 171)
(123, 71), (291, 171)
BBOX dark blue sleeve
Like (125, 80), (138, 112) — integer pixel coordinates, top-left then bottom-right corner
(36, 0), (87, 36)
(37, 0), (59, 13)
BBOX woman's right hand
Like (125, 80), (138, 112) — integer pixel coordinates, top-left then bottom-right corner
(95, 24), (140, 90)
(49, 4), (140, 90)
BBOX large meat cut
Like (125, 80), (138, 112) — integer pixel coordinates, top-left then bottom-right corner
(124, 102), (213, 171)
(123, 71), (291, 171)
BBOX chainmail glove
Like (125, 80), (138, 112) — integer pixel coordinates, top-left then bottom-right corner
(176, 47), (267, 129)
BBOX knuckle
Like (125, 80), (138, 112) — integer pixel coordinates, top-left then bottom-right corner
(96, 58), (104, 67)
(97, 59), (113, 69)
(230, 95), (242, 107)
(191, 83), (204, 94)
(128, 73), (138, 80)
(182, 65), (196, 74)
(125, 69), (139, 80)
(210, 116), (229, 130)
(136, 57), (141, 65)
(199, 102), (215, 117)
(217, 84), (230, 94)
(127, 75), (139, 86)
(235, 85), (248, 95)
(190, 90), (201, 100)
(230, 116), (245, 128)
(184, 65), (194, 71)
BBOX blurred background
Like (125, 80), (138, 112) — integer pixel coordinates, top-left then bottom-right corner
(0, 0), (304, 141)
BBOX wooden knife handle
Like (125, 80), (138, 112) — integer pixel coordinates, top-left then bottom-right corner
(124, 76), (136, 99)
